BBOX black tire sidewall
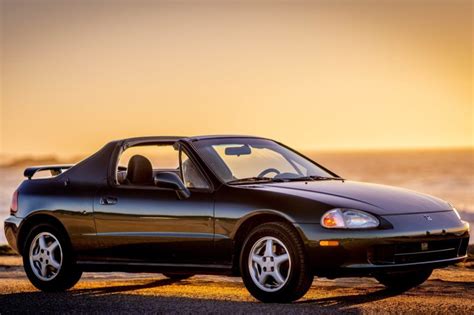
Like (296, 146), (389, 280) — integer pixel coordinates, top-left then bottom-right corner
(23, 224), (82, 292)
(240, 222), (312, 303)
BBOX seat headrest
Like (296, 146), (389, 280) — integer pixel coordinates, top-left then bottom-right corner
(126, 155), (153, 185)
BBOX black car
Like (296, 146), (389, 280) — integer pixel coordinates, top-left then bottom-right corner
(4, 135), (470, 302)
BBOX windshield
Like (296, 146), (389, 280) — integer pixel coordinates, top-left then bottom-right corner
(193, 138), (336, 184)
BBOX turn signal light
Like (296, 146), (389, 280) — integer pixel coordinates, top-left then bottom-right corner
(319, 240), (340, 247)
(323, 216), (338, 227)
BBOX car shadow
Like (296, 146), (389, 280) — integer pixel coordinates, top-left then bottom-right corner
(69, 278), (182, 296)
(296, 287), (405, 307)
(0, 279), (395, 314)
(296, 279), (474, 309)
(1, 278), (473, 313)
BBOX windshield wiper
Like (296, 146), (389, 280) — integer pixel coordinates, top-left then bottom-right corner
(227, 175), (344, 185)
(309, 176), (345, 181)
(227, 177), (285, 185)
(281, 175), (345, 182)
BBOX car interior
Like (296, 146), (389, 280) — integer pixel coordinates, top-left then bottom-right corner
(116, 145), (208, 189)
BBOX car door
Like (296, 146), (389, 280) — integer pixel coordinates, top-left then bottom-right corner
(92, 144), (215, 265)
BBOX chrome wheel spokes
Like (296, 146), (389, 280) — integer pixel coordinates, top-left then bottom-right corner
(29, 232), (63, 281)
(248, 236), (291, 292)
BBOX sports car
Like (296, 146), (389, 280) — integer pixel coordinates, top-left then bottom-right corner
(4, 135), (470, 302)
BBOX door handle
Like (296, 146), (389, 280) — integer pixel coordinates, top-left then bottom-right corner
(100, 196), (118, 205)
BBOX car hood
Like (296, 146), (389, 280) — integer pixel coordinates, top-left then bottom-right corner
(261, 180), (452, 215)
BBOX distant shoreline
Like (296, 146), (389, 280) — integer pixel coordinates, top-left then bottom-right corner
(2, 147), (472, 167)
(0, 155), (85, 168)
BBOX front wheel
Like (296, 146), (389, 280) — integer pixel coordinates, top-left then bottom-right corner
(240, 222), (313, 303)
(375, 269), (432, 290)
(23, 224), (82, 292)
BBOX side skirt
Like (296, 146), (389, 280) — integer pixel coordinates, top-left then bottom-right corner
(76, 260), (234, 275)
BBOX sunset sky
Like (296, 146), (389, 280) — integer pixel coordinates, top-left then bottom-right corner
(0, 0), (472, 157)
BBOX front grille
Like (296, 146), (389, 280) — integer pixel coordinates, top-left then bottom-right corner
(368, 238), (468, 265)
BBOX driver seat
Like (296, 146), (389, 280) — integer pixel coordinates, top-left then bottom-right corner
(125, 155), (154, 185)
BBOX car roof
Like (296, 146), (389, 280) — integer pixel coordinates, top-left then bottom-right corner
(187, 135), (269, 141)
(114, 135), (270, 145)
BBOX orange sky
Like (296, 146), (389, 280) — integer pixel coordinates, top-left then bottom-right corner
(0, 0), (472, 157)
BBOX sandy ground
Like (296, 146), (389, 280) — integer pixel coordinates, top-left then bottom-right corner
(0, 256), (473, 314)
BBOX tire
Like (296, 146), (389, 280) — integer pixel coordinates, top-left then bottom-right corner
(23, 223), (82, 292)
(162, 273), (194, 280)
(240, 222), (313, 303)
(375, 269), (432, 290)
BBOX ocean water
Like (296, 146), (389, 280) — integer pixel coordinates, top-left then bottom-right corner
(1, 148), (472, 244)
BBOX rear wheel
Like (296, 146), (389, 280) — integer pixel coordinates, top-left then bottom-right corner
(23, 224), (82, 292)
(240, 222), (313, 303)
(162, 273), (194, 280)
(375, 269), (432, 290)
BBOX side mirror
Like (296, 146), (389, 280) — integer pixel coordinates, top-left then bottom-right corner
(154, 172), (191, 199)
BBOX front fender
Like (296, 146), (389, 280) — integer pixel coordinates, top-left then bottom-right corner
(228, 209), (296, 239)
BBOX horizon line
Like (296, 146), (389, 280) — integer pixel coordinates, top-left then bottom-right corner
(1, 144), (473, 159)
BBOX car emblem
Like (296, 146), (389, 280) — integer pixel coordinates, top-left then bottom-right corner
(421, 242), (429, 251)
(423, 215), (433, 221)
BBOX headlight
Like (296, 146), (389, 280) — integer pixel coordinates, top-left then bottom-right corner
(321, 208), (379, 229)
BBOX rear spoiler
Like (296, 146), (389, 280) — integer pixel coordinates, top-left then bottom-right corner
(24, 165), (74, 179)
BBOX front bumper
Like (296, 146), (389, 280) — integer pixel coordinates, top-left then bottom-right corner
(4, 215), (22, 254)
(298, 212), (470, 278)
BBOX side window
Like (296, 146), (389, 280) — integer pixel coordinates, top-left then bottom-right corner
(181, 151), (210, 189)
(117, 145), (179, 186)
(118, 145), (178, 169)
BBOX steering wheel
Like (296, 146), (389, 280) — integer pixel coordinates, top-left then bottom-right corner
(257, 168), (281, 178)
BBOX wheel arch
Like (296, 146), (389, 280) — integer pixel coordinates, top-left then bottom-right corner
(17, 213), (70, 256)
(230, 210), (307, 275)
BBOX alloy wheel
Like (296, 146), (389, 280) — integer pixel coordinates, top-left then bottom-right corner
(248, 236), (291, 292)
(29, 232), (63, 281)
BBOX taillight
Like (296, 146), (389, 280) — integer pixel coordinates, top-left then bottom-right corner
(10, 190), (18, 215)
